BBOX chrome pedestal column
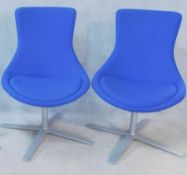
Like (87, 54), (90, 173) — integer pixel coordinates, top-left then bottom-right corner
(1, 108), (93, 161)
(87, 112), (184, 164)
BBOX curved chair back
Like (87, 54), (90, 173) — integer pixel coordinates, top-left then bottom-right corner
(100, 9), (183, 84)
(4, 7), (85, 78)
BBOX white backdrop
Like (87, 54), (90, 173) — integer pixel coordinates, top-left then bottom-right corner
(0, 1), (187, 175)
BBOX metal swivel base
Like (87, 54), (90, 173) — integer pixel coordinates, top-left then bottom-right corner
(87, 112), (184, 164)
(1, 108), (93, 161)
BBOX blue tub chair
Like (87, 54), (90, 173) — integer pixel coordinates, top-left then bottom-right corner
(87, 9), (186, 164)
(1, 7), (93, 161)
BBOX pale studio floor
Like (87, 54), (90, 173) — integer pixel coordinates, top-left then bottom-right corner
(0, 92), (187, 175)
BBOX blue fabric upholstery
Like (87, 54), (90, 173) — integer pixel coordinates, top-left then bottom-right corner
(92, 9), (186, 112)
(2, 7), (90, 107)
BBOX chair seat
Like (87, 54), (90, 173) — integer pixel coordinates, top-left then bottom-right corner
(100, 76), (177, 108)
(10, 76), (82, 102)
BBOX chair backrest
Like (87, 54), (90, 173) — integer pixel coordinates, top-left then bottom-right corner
(105, 9), (182, 84)
(7, 7), (82, 77)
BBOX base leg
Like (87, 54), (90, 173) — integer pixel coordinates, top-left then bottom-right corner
(1, 123), (39, 131)
(86, 119), (150, 137)
(108, 134), (133, 164)
(23, 130), (46, 161)
(135, 135), (184, 158)
(48, 130), (94, 145)
(86, 124), (127, 136)
(48, 112), (62, 127)
(136, 119), (150, 132)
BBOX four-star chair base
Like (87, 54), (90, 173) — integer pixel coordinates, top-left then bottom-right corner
(87, 112), (184, 164)
(1, 108), (93, 161)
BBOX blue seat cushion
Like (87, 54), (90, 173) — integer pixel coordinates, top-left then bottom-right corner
(10, 76), (82, 102)
(100, 76), (177, 108)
